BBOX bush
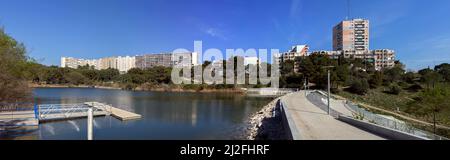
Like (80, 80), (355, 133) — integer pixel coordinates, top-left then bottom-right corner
(407, 84), (423, 92)
(349, 79), (369, 95)
(389, 84), (402, 95)
(331, 87), (340, 94)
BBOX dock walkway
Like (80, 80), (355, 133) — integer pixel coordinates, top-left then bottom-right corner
(85, 102), (142, 121)
(1, 102), (141, 127)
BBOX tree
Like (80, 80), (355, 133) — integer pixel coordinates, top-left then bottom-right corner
(281, 60), (295, 75)
(403, 71), (418, 84)
(0, 28), (31, 103)
(348, 78), (370, 95)
(65, 71), (89, 85)
(369, 71), (383, 88)
(434, 63), (450, 82)
(98, 68), (120, 82)
(383, 61), (405, 85)
(406, 85), (450, 133)
(419, 68), (441, 88)
(388, 84), (402, 95)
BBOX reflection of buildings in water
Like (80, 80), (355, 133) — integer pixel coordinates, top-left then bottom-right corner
(112, 91), (135, 113)
(60, 98), (79, 105)
(191, 100), (197, 126)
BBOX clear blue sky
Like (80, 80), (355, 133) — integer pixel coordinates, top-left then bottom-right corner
(1, 0), (449, 70)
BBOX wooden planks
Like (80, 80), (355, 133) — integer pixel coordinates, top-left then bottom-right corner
(85, 102), (142, 121)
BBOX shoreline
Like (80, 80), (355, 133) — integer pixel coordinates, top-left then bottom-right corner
(246, 97), (287, 140)
(29, 83), (245, 94)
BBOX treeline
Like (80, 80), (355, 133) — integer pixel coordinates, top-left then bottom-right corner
(28, 57), (273, 91)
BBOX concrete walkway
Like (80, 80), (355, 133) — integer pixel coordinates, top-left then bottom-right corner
(282, 92), (385, 140)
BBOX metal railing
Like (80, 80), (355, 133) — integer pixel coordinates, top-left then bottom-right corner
(0, 103), (36, 121)
(37, 103), (108, 121)
(344, 101), (448, 140)
(307, 90), (448, 140)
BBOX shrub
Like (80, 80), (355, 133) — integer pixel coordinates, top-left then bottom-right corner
(349, 79), (369, 95)
(389, 84), (402, 95)
(407, 84), (423, 92)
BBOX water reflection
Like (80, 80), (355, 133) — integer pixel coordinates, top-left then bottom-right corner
(29, 88), (272, 140)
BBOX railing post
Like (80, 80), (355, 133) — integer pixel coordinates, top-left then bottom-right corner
(34, 103), (39, 119)
(87, 108), (93, 140)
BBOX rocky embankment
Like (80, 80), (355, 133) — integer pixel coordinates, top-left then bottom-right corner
(247, 98), (288, 140)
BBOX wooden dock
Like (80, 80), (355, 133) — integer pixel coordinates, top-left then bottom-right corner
(38, 110), (108, 122)
(1, 102), (141, 128)
(0, 111), (39, 126)
(85, 102), (142, 121)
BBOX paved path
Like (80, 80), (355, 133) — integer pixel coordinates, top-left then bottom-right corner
(282, 92), (385, 140)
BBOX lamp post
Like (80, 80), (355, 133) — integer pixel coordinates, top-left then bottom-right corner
(304, 78), (307, 95)
(322, 66), (335, 115)
(327, 69), (331, 115)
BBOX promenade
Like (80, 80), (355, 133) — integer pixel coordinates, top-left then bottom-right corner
(281, 91), (385, 140)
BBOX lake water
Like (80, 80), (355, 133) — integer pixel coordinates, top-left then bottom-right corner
(24, 88), (271, 140)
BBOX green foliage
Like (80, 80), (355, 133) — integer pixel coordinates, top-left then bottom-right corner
(403, 71), (419, 84)
(369, 71), (383, 88)
(348, 78), (370, 95)
(352, 112), (365, 120)
(406, 84), (450, 124)
(419, 68), (442, 88)
(407, 83), (423, 92)
(383, 61), (405, 84)
(434, 63), (450, 82)
(388, 84), (402, 95)
(0, 28), (31, 103)
(65, 71), (89, 85)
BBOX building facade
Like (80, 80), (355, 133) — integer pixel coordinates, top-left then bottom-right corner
(135, 52), (198, 69)
(333, 19), (370, 51)
(61, 57), (77, 68)
(373, 49), (395, 71)
(243, 56), (259, 66)
(281, 45), (309, 61)
(279, 45), (309, 73)
(310, 49), (395, 71)
(117, 56), (136, 73)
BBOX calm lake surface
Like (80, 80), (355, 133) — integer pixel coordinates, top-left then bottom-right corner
(28, 88), (272, 140)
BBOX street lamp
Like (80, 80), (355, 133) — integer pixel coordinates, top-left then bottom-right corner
(322, 66), (335, 115)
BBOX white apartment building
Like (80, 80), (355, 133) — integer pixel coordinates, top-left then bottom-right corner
(61, 57), (87, 68)
(117, 56), (136, 72)
(172, 52), (199, 67)
(244, 56), (259, 66)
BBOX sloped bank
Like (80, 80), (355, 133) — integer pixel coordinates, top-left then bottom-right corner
(247, 97), (289, 140)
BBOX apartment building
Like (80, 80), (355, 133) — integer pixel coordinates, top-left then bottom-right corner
(309, 49), (395, 71)
(99, 57), (118, 70)
(279, 45), (309, 72)
(61, 57), (78, 68)
(117, 56), (136, 73)
(135, 52), (198, 69)
(373, 49), (395, 70)
(282, 45), (309, 61)
(244, 56), (259, 66)
(61, 56), (135, 72)
(333, 19), (370, 51)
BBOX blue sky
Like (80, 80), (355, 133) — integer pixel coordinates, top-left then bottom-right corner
(0, 0), (449, 70)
